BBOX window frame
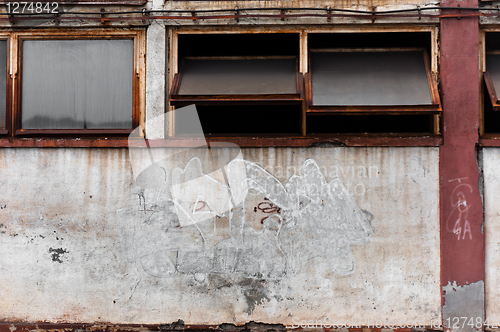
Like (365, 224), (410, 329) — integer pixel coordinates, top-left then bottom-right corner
(0, 29), (146, 138)
(167, 26), (441, 144)
(305, 47), (441, 115)
(0, 35), (12, 136)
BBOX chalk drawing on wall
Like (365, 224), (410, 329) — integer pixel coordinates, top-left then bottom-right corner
(126, 157), (373, 280)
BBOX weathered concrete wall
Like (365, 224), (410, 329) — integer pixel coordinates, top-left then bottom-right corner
(484, 148), (500, 325)
(0, 147), (440, 326)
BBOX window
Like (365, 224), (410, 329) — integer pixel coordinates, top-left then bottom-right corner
(306, 32), (440, 135)
(482, 32), (500, 135)
(168, 29), (440, 138)
(170, 32), (302, 136)
(0, 29), (145, 137)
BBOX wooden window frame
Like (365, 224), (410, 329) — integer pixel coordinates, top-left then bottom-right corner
(0, 29), (146, 138)
(169, 56), (303, 107)
(0, 35), (12, 136)
(305, 47), (442, 116)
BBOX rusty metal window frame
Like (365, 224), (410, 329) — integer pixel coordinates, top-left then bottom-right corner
(0, 29), (146, 138)
(305, 47), (442, 115)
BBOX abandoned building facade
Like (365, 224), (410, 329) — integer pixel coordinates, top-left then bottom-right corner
(0, 0), (498, 330)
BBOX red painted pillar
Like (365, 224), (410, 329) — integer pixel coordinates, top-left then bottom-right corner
(440, 1), (485, 331)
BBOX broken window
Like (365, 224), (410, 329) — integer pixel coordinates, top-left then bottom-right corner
(482, 32), (500, 135)
(306, 32), (440, 135)
(171, 33), (303, 136)
(169, 31), (440, 138)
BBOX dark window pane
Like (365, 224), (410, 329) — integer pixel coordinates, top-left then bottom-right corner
(310, 51), (433, 106)
(178, 59), (297, 96)
(178, 34), (300, 58)
(0, 40), (6, 128)
(307, 114), (433, 134)
(22, 39), (134, 129)
(176, 105), (301, 135)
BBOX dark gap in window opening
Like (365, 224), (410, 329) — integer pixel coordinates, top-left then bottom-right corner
(178, 33), (300, 58)
(175, 105), (301, 135)
(307, 114), (433, 134)
(308, 32), (431, 54)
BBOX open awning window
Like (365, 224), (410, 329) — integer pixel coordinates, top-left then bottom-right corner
(169, 56), (303, 106)
(306, 49), (441, 114)
(485, 53), (500, 111)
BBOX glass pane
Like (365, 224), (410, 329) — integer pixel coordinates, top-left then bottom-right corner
(0, 40), (6, 128)
(22, 39), (134, 129)
(311, 51), (433, 106)
(178, 58), (297, 95)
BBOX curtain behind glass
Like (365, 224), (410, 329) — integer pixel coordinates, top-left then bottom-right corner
(22, 39), (133, 129)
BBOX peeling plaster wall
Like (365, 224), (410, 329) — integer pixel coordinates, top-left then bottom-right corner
(0, 147), (440, 325)
(484, 148), (500, 323)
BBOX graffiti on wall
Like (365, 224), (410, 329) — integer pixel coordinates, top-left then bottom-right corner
(126, 156), (373, 280)
(123, 107), (373, 280)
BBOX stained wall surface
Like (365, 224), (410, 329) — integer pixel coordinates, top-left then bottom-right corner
(0, 147), (440, 325)
(484, 148), (500, 324)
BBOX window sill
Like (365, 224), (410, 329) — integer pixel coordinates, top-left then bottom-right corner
(480, 137), (500, 147)
(0, 136), (443, 148)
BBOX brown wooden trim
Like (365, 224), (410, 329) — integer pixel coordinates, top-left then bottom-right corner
(306, 105), (441, 115)
(423, 49), (442, 108)
(0, 136), (443, 148)
(3, 35), (12, 137)
(170, 96), (303, 106)
(479, 137), (500, 146)
(484, 71), (500, 110)
(183, 56), (297, 61)
(0, 138), (131, 147)
(15, 129), (134, 136)
(170, 72), (182, 97)
(300, 73), (307, 136)
(309, 47), (426, 53)
(159, 136), (443, 147)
